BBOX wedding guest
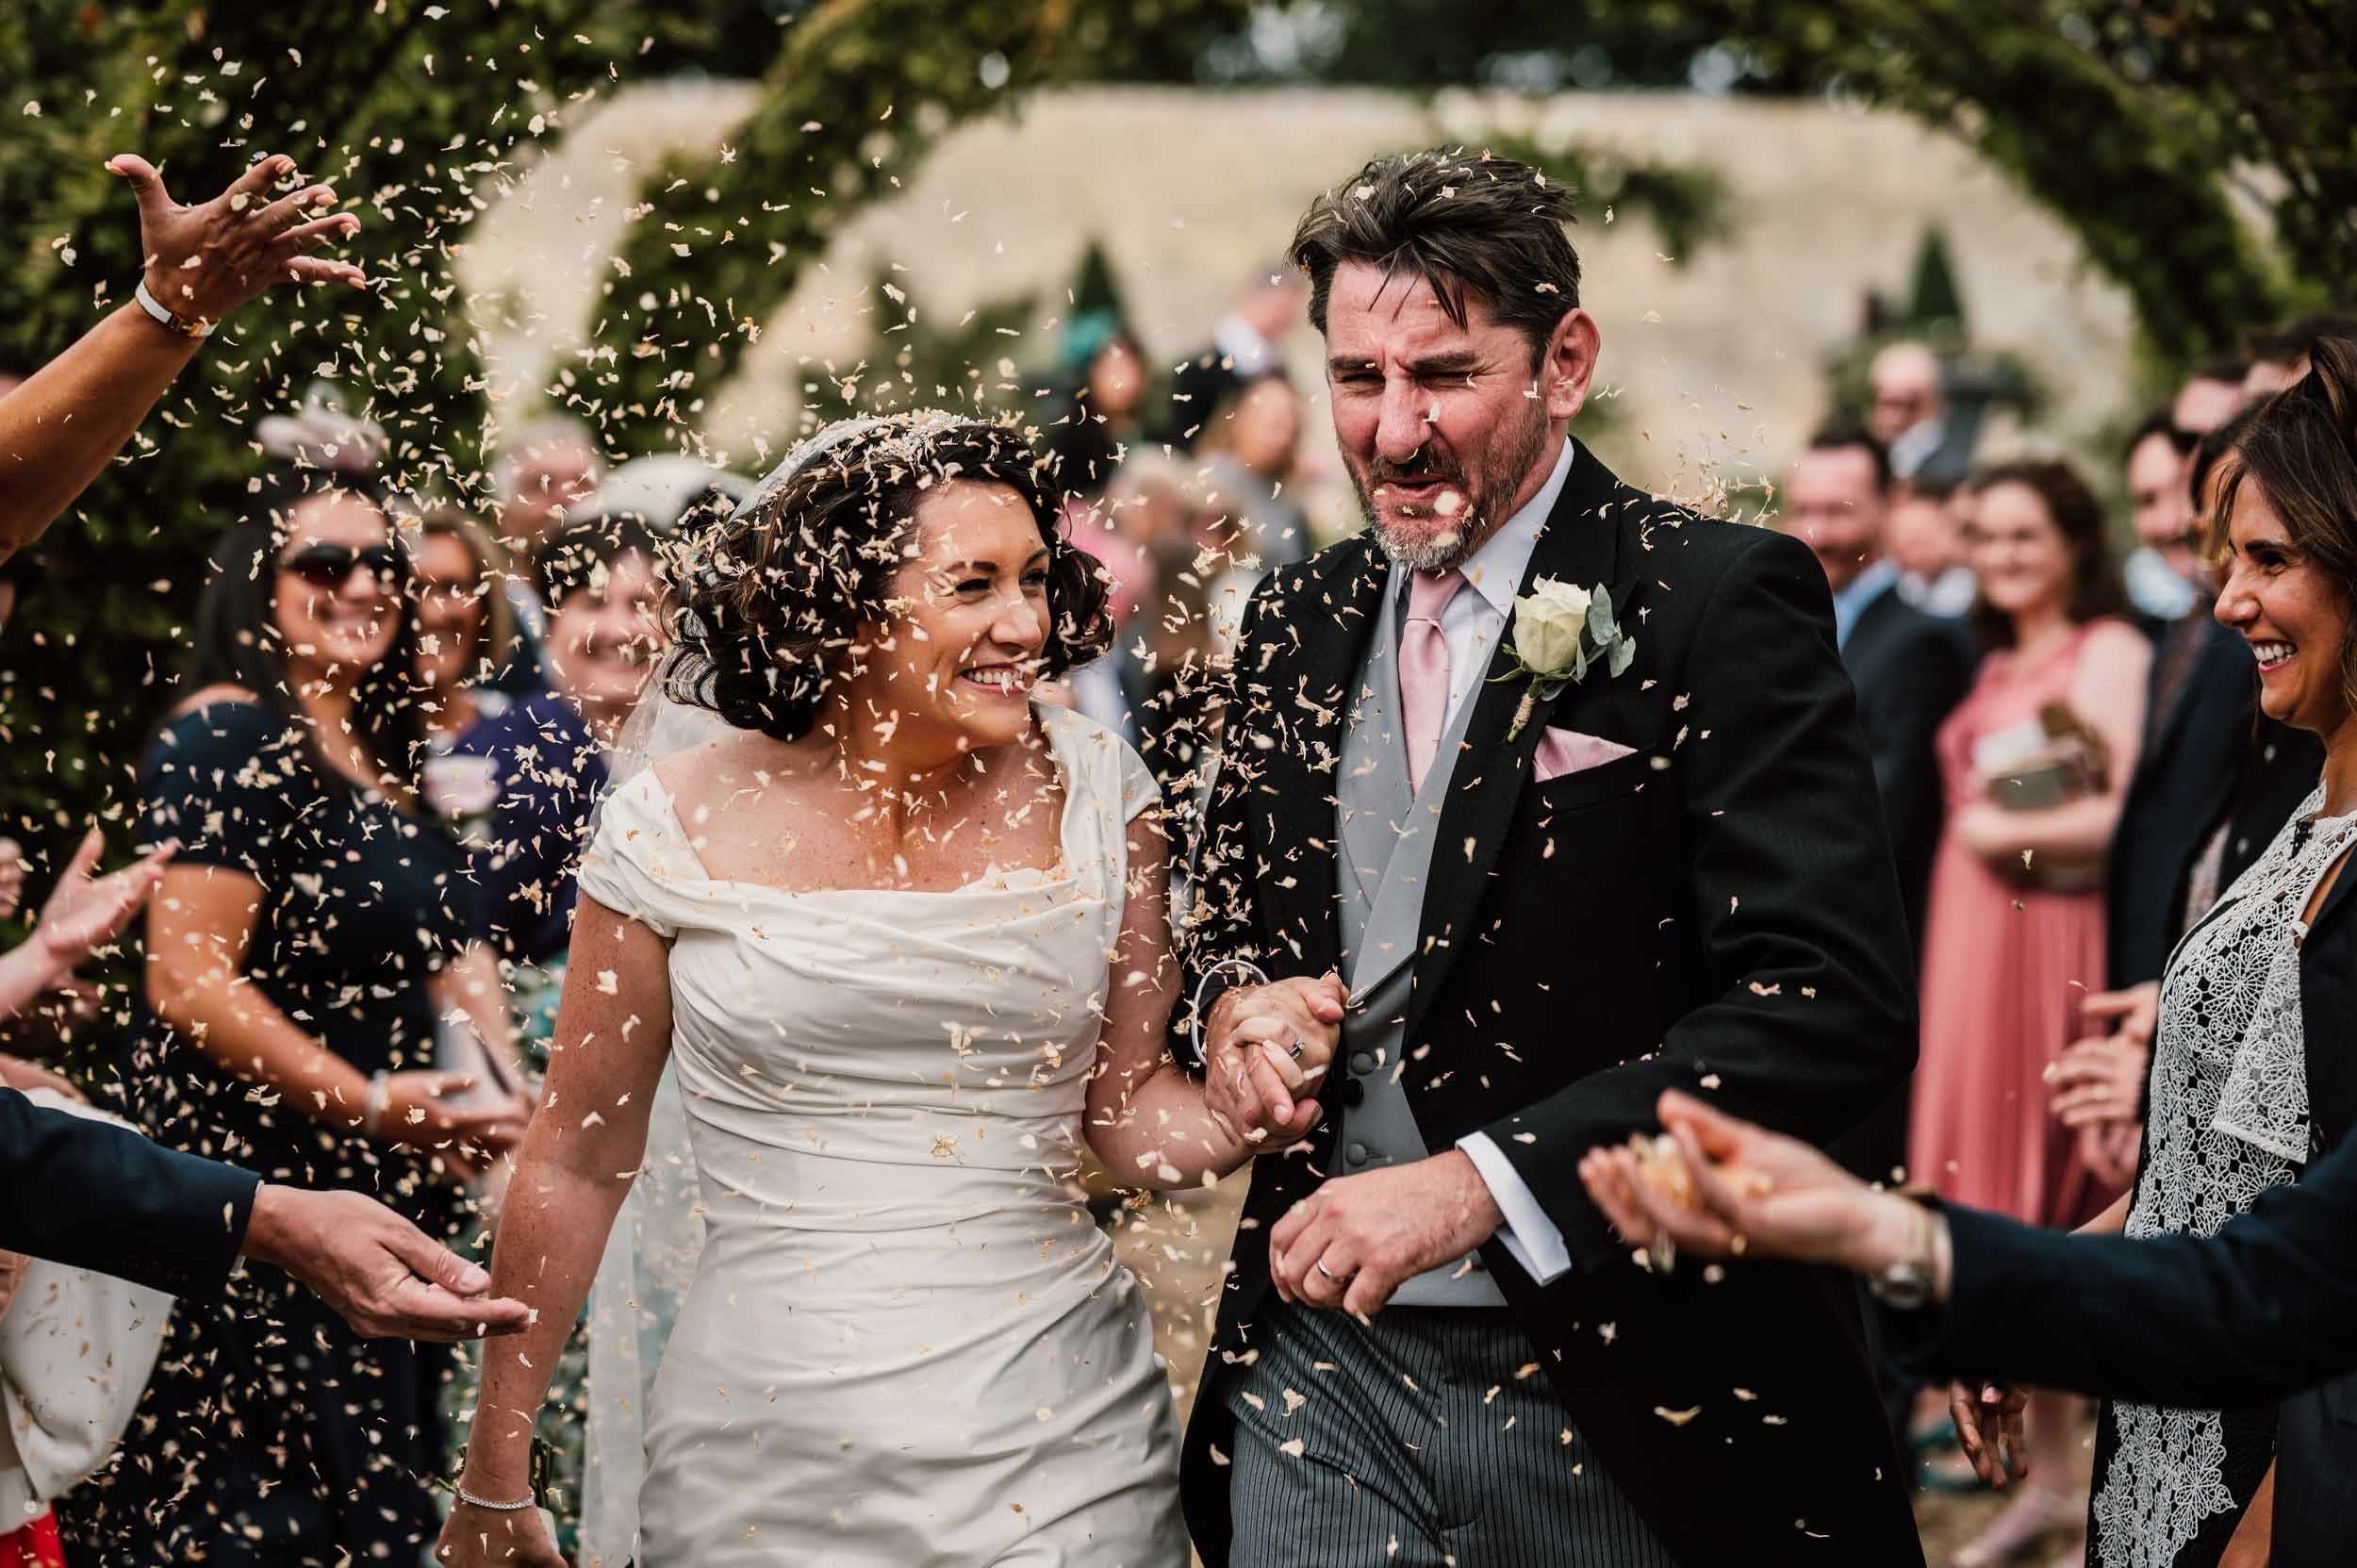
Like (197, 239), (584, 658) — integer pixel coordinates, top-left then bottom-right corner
(1887, 478), (1978, 617)
(1580, 1077), (2357, 1568)
(409, 502), (521, 755)
(2243, 312), (2357, 399)
(1063, 454), (1195, 743)
(2175, 356), (2251, 437)
(2054, 413), (2326, 1180)
(3, 1086), (530, 1330)
(1170, 266), (1306, 448)
(2037, 365), (2357, 1567)
(1783, 427), (1976, 959)
(64, 479), (531, 1564)
(1196, 372), (1312, 569)
(487, 416), (603, 692)
(1043, 313), (1155, 503)
(0, 152), (363, 560)
(450, 507), (664, 973)
(1870, 340), (1972, 487)
(1907, 457), (2149, 1563)
(494, 417), (603, 571)
(2107, 413), (2252, 994)
(1135, 527), (1228, 804)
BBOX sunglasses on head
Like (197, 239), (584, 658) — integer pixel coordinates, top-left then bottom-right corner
(279, 543), (407, 589)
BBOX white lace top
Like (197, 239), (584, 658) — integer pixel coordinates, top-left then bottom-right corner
(2092, 783), (2357, 1567)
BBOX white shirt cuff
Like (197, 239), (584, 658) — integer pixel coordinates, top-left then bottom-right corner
(1457, 1131), (1573, 1285)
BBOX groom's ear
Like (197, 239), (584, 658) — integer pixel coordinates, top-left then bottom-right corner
(1539, 308), (1601, 424)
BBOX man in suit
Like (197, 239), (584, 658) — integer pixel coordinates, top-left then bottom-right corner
(1177, 148), (1922, 1566)
(0, 1085), (528, 1339)
(2107, 410), (2252, 992)
(1783, 427), (1975, 956)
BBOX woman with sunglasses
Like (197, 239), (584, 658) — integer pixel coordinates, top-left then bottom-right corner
(62, 478), (532, 1565)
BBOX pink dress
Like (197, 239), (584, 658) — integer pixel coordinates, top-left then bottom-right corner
(1909, 619), (2128, 1228)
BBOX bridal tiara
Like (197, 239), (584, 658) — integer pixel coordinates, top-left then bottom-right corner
(733, 407), (976, 520)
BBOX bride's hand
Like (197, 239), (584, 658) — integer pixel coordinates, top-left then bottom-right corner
(1204, 973), (1343, 1150)
(437, 1499), (563, 1567)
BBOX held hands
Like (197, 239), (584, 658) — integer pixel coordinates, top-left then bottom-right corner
(1203, 972), (1345, 1153)
(1267, 1149), (1503, 1319)
(240, 1183), (530, 1342)
(107, 152), (366, 327)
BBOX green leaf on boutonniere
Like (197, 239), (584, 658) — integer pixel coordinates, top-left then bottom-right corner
(1501, 575), (1636, 738)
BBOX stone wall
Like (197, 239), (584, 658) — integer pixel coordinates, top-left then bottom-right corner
(462, 83), (2143, 511)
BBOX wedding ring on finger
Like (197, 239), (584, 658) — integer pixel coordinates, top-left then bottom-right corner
(1313, 1260), (1347, 1283)
(1287, 1037), (1309, 1062)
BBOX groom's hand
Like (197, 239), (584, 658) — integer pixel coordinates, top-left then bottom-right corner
(1205, 973), (1344, 1144)
(1270, 1150), (1503, 1318)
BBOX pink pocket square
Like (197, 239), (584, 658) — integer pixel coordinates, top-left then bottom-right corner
(1533, 726), (1636, 783)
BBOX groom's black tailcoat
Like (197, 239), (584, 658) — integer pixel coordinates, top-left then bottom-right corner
(1176, 440), (1924, 1565)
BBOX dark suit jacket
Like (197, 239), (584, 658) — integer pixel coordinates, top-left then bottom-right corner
(1827, 586), (1972, 1184)
(1894, 830), (2357, 1568)
(0, 1084), (256, 1296)
(2108, 616), (2252, 985)
(1178, 440), (1924, 1564)
(1843, 583), (1975, 949)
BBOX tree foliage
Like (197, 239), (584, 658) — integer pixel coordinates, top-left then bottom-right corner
(585, 0), (1252, 447)
(0, 0), (659, 867)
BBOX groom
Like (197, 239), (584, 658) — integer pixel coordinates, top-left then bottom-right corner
(1177, 149), (1924, 1565)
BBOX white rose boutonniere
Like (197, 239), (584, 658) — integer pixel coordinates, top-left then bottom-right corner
(1493, 577), (1635, 739)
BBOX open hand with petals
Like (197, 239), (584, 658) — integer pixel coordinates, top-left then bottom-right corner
(1577, 1089), (1953, 1304)
(32, 828), (176, 974)
(108, 151), (366, 327)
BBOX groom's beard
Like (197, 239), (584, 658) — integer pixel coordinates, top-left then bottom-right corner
(1349, 404), (1550, 574)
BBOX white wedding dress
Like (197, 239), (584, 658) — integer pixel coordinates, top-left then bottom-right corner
(572, 704), (1187, 1566)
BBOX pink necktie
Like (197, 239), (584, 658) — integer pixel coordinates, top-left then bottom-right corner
(1400, 569), (1465, 794)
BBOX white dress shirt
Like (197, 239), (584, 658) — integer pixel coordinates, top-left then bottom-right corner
(1378, 437), (1579, 1287)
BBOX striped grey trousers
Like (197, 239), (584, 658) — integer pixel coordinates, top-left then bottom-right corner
(1222, 1299), (1680, 1567)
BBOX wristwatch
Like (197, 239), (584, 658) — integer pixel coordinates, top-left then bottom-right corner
(1866, 1193), (1941, 1311)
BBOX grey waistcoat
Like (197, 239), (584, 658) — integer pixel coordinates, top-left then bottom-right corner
(1331, 578), (1508, 1308)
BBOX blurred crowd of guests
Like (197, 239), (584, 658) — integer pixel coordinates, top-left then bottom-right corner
(1779, 313), (2357, 1568)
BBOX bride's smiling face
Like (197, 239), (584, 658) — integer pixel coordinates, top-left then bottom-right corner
(847, 480), (1051, 752)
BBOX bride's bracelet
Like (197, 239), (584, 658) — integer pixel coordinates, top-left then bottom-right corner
(453, 1482), (536, 1511)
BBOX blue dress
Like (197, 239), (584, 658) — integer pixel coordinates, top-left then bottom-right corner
(67, 700), (476, 1565)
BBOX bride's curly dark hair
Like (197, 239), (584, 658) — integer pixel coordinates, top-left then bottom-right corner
(662, 415), (1113, 742)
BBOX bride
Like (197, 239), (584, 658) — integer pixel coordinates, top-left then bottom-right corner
(437, 412), (1341, 1568)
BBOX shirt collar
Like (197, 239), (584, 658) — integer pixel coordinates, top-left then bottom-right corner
(1830, 555), (1901, 646)
(1393, 437), (1574, 619)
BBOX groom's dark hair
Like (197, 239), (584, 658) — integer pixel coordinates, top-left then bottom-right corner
(1288, 147), (1581, 367)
